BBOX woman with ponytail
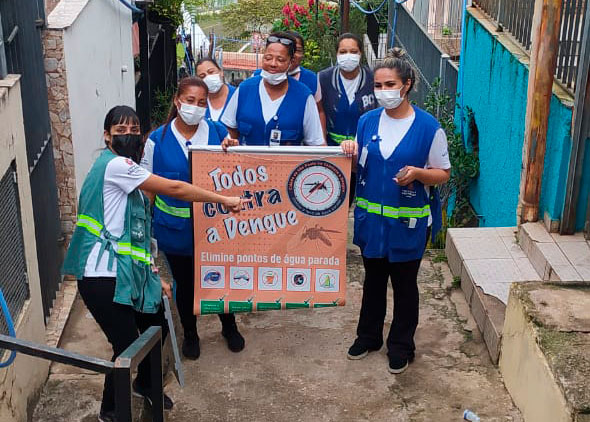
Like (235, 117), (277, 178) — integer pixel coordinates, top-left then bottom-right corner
(142, 77), (245, 360)
(195, 57), (236, 122)
(340, 48), (450, 374)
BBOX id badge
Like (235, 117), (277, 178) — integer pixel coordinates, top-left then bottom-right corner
(269, 129), (281, 146)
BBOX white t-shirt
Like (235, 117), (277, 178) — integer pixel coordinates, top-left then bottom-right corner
(141, 117), (210, 173)
(314, 71), (361, 105)
(207, 98), (224, 122)
(84, 156), (151, 277)
(221, 80), (324, 146)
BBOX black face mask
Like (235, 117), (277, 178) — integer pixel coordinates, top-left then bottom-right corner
(110, 134), (144, 164)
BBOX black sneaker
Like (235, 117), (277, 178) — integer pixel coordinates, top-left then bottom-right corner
(182, 332), (200, 360)
(347, 339), (380, 360)
(222, 324), (245, 352)
(98, 410), (116, 422)
(132, 379), (174, 410)
(388, 356), (409, 374)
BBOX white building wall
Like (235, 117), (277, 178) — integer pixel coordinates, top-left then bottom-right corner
(0, 76), (48, 422)
(50, 0), (135, 194)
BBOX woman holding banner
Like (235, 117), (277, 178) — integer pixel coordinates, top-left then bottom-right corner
(340, 49), (450, 374)
(63, 105), (244, 422)
(195, 57), (236, 122)
(142, 77), (246, 360)
(220, 31), (325, 147)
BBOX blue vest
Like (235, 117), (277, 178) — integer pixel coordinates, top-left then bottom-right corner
(353, 106), (442, 262)
(253, 67), (317, 95)
(318, 65), (376, 145)
(235, 75), (310, 146)
(205, 83), (236, 122)
(150, 119), (226, 255)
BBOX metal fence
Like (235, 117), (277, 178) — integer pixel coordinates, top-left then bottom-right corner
(394, 4), (459, 113)
(474, 0), (589, 93)
(0, 0), (63, 320)
(0, 163), (29, 344)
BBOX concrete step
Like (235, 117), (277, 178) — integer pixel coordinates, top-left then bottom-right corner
(500, 282), (590, 422)
(446, 227), (541, 363)
(519, 222), (590, 283)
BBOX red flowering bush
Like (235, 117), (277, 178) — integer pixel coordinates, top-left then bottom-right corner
(273, 1), (340, 70)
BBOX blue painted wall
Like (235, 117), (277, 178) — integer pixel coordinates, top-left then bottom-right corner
(457, 9), (585, 229)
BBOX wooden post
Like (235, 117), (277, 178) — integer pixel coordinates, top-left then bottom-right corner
(518, 0), (563, 224)
(340, 0), (350, 33)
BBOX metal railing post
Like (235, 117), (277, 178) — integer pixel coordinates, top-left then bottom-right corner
(150, 336), (164, 422)
(114, 358), (133, 422)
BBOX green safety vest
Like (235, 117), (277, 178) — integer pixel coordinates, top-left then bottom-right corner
(62, 149), (162, 313)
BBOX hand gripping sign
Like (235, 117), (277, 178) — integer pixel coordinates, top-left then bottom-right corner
(190, 146), (351, 315)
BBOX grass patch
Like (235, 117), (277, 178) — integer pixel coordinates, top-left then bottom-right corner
(452, 276), (461, 289)
(432, 252), (448, 263)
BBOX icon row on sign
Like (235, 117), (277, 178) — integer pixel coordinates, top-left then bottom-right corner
(200, 266), (340, 292)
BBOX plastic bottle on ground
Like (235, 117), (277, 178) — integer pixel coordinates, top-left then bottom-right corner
(463, 409), (481, 422)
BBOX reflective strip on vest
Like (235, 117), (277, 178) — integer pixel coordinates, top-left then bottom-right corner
(155, 195), (190, 218)
(76, 217), (151, 265)
(355, 197), (431, 219)
(327, 132), (354, 145)
(76, 214), (103, 237)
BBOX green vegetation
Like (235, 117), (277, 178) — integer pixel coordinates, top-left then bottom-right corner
(452, 276), (461, 289)
(425, 79), (480, 248)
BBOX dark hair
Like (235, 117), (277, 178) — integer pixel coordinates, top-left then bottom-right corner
(195, 56), (221, 71)
(163, 77), (208, 133)
(103, 105), (140, 133)
(266, 31), (296, 58)
(374, 48), (417, 92)
(336, 32), (363, 53)
(287, 30), (304, 51)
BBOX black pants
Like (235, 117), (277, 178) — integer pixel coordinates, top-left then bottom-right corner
(78, 277), (168, 413)
(164, 253), (235, 336)
(356, 257), (422, 360)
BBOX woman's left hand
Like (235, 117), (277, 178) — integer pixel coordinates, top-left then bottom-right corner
(161, 280), (172, 299)
(394, 166), (421, 186)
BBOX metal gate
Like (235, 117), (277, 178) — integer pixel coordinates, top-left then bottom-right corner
(0, 0), (63, 319)
(0, 162), (30, 339)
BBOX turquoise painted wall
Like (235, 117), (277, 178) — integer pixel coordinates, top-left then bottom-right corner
(457, 10), (582, 228)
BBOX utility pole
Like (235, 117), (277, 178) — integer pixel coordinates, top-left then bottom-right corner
(518, 0), (563, 224)
(340, 0), (350, 33)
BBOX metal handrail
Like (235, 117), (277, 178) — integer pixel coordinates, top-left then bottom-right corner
(0, 326), (164, 422)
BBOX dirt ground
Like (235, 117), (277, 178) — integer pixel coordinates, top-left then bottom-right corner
(31, 245), (522, 422)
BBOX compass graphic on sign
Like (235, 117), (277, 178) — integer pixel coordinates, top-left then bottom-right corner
(287, 160), (347, 216)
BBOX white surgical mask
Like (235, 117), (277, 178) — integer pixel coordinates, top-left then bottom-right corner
(375, 89), (404, 109)
(204, 74), (224, 94)
(337, 53), (361, 72)
(178, 102), (206, 126)
(260, 69), (288, 85)
(288, 66), (301, 76)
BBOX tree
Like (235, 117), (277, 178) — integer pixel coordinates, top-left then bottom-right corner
(151, 0), (209, 28)
(221, 0), (292, 36)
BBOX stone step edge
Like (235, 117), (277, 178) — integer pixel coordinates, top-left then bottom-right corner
(446, 233), (504, 364)
(44, 276), (77, 349)
(518, 222), (587, 283)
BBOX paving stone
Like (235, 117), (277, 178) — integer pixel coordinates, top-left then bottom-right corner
(495, 227), (518, 238)
(464, 259), (522, 304)
(558, 241), (590, 266)
(575, 265), (590, 281)
(446, 227), (499, 238)
(522, 222), (554, 243)
(514, 258), (542, 281)
(461, 264), (474, 304)
(454, 236), (511, 260)
(528, 242), (551, 280)
(551, 232), (587, 243)
(549, 264), (583, 283)
(501, 235), (527, 259)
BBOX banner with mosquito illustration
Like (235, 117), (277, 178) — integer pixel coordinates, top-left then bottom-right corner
(190, 146), (351, 315)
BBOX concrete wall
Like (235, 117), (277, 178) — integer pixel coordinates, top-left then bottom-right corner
(457, 7), (585, 230)
(48, 0), (135, 197)
(0, 76), (49, 422)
